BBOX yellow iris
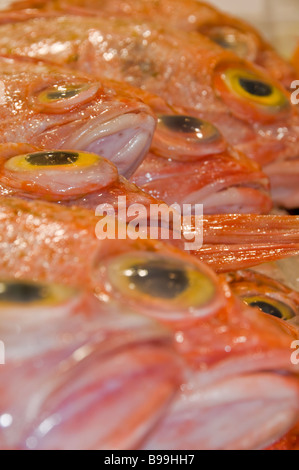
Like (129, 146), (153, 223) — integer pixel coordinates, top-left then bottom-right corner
(107, 253), (216, 309)
(5, 151), (100, 172)
(0, 280), (75, 307)
(242, 295), (295, 321)
(38, 84), (91, 104)
(223, 68), (289, 109)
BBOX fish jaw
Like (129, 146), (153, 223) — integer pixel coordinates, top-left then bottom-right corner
(132, 151), (272, 215)
(23, 105), (156, 179)
(143, 294), (299, 450)
(0, 288), (183, 450)
(143, 372), (299, 450)
(264, 158), (299, 209)
(0, 56), (156, 178)
(60, 111), (155, 178)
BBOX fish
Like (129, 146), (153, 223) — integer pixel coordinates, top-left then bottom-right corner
(0, 55), (156, 178)
(0, 16), (298, 208)
(0, 137), (273, 222)
(224, 269), (299, 330)
(0, 54), (273, 215)
(1, 151), (299, 273)
(131, 115), (272, 214)
(12, 0), (295, 90)
(0, 147), (160, 210)
(0, 196), (299, 449)
(0, 280), (183, 450)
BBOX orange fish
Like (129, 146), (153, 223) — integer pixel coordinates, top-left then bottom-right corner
(0, 138), (272, 222)
(0, 55), (156, 178)
(0, 159), (299, 273)
(0, 279), (183, 450)
(13, 0), (294, 89)
(0, 196), (299, 449)
(131, 115), (272, 214)
(0, 16), (297, 208)
(224, 269), (299, 329)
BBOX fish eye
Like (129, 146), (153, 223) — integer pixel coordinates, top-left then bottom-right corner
(2, 150), (118, 200)
(33, 82), (100, 113)
(0, 279), (89, 361)
(158, 115), (221, 141)
(153, 115), (226, 161)
(201, 26), (256, 60)
(96, 252), (220, 323)
(242, 295), (296, 321)
(0, 280), (75, 308)
(214, 64), (291, 123)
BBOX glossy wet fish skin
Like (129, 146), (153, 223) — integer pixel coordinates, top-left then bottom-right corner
(0, 147), (161, 215)
(0, 281), (184, 450)
(3, 146), (299, 273)
(224, 269), (299, 327)
(0, 15), (297, 210)
(0, 56), (156, 178)
(131, 146), (272, 215)
(0, 141), (272, 224)
(17, 0), (295, 89)
(1, 196), (299, 449)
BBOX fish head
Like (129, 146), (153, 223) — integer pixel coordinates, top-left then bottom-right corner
(224, 269), (299, 330)
(194, 2), (296, 89)
(90, 236), (299, 450)
(132, 111), (272, 214)
(1, 196), (299, 449)
(0, 276), (183, 449)
(0, 56), (156, 177)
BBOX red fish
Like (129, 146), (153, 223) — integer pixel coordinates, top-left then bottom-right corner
(224, 269), (299, 329)
(0, 55), (156, 178)
(0, 196), (299, 449)
(0, 16), (297, 208)
(0, 151), (299, 273)
(0, 134), (272, 217)
(13, 0), (294, 89)
(0, 280), (183, 450)
(131, 115), (271, 214)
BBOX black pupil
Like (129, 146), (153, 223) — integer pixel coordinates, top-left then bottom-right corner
(160, 115), (206, 134)
(238, 77), (273, 97)
(0, 281), (47, 304)
(26, 151), (79, 166)
(47, 88), (80, 100)
(249, 301), (283, 319)
(127, 261), (189, 299)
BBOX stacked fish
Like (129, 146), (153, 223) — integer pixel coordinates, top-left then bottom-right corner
(1, 0), (299, 450)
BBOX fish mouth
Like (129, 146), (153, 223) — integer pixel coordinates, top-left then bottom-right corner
(264, 158), (299, 209)
(62, 111), (155, 178)
(144, 351), (299, 450)
(183, 183), (272, 215)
